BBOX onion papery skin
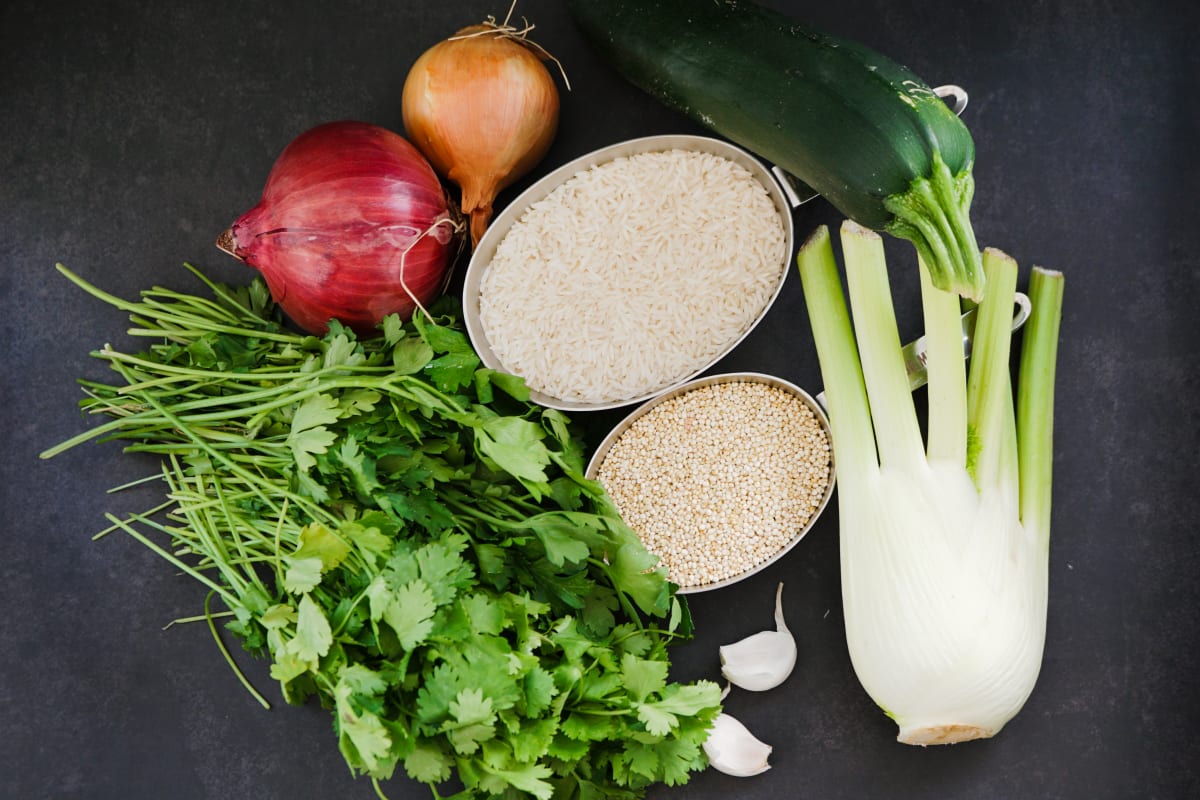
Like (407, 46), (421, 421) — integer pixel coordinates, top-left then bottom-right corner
(402, 25), (560, 247)
(219, 120), (458, 336)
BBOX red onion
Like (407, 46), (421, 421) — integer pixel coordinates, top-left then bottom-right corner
(217, 120), (461, 335)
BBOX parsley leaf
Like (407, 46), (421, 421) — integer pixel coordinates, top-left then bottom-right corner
(621, 654), (669, 704)
(381, 579), (437, 650)
(282, 556), (323, 594)
(290, 593), (332, 663)
(334, 682), (393, 774)
(474, 415), (552, 493)
(287, 393), (341, 472)
(52, 273), (724, 800)
(294, 522), (350, 571)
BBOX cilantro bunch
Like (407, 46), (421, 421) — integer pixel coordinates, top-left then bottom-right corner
(45, 265), (723, 799)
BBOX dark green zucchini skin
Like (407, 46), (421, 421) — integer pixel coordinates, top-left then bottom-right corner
(569, 0), (983, 298)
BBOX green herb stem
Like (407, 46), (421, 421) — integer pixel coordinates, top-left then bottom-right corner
(46, 264), (718, 797)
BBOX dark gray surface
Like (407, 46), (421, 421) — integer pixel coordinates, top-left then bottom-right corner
(4, 1), (1198, 798)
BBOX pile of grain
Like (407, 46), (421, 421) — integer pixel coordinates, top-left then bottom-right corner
(595, 379), (832, 589)
(478, 149), (787, 405)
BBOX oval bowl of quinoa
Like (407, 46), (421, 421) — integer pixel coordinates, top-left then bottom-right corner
(586, 372), (836, 592)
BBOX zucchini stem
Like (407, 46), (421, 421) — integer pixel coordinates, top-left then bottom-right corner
(884, 151), (983, 302)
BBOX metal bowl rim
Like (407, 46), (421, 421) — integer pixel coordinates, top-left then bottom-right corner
(585, 371), (837, 593)
(460, 133), (796, 413)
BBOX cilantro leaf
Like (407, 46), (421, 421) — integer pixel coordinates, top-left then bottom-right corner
(444, 688), (496, 755)
(460, 593), (504, 637)
(392, 336), (434, 374)
(340, 520), (392, 566)
(547, 733), (590, 761)
(259, 604), (296, 630)
(289, 593), (332, 663)
(364, 575), (391, 623)
(291, 391), (341, 432)
(621, 654), (669, 704)
(334, 683), (393, 775)
(580, 591), (618, 639)
(338, 664), (388, 697)
(414, 534), (474, 605)
(480, 762), (555, 800)
(652, 682), (723, 718)
(634, 703), (677, 737)
(340, 388), (381, 416)
(414, 314), (473, 355)
(474, 415), (551, 493)
(294, 521), (351, 571)
(269, 651), (309, 684)
(562, 711), (618, 741)
(621, 741), (661, 781)
(415, 661), (464, 725)
(382, 542), (420, 589)
(282, 556), (324, 594)
(475, 368), (531, 403)
(380, 314), (406, 345)
(655, 736), (707, 786)
(287, 393), (341, 471)
(322, 327), (364, 370)
(426, 352), (480, 392)
(541, 408), (586, 473)
(609, 542), (670, 617)
(382, 579), (437, 650)
(334, 435), (382, 499)
(634, 682), (723, 737)
(403, 741), (453, 785)
(522, 667), (557, 718)
(378, 489), (455, 535)
(525, 513), (592, 567)
(509, 716), (557, 763)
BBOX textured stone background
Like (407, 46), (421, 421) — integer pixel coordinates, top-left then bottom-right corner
(3, 1), (1197, 798)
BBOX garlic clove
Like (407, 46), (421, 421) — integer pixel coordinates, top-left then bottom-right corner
(703, 713), (773, 777)
(719, 582), (796, 691)
(719, 631), (796, 691)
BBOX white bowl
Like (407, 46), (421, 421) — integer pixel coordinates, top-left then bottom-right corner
(461, 134), (795, 412)
(585, 372), (836, 593)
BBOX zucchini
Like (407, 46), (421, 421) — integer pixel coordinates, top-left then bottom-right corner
(568, 0), (984, 301)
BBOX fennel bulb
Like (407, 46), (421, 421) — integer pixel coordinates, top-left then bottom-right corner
(797, 222), (1064, 744)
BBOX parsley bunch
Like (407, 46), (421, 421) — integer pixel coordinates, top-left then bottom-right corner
(45, 264), (723, 799)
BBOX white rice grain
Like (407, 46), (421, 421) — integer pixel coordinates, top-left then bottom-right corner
(478, 149), (787, 405)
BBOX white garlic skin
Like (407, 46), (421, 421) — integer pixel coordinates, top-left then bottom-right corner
(703, 713), (773, 777)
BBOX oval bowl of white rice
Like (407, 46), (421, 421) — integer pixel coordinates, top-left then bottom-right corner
(462, 134), (795, 411)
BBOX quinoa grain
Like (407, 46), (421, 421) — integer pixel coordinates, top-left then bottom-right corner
(595, 380), (831, 588)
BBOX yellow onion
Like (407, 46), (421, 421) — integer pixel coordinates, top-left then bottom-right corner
(402, 10), (562, 247)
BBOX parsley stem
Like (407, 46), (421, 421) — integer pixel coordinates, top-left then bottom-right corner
(91, 497), (174, 541)
(204, 591), (271, 710)
(180, 261), (265, 321)
(103, 511), (240, 606)
(164, 610), (234, 628)
(48, 264), (721, 796)
(119, 368), (337, 528)
(369, 777), (391, 800)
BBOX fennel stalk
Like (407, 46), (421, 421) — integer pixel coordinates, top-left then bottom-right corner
(797, 222), (1064, 744)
